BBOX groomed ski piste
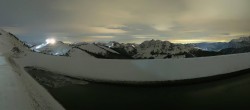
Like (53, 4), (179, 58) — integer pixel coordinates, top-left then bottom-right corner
(1, 28), (250, 109)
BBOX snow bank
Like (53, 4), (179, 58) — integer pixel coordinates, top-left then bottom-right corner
(0, 56), (34, 110)
(15, 51), (250, 82)
(8, 56), (65, 110)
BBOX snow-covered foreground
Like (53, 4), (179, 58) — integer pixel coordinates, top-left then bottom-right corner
(0, 56), (33, 110)
(0, 55), (65, 110)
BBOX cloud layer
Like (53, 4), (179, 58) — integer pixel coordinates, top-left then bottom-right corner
(0, 0), (250, 43)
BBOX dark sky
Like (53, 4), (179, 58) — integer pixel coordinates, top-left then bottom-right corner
(0, 0), (250, 43)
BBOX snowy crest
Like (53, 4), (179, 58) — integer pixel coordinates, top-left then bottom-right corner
(0, 29), (29, 54)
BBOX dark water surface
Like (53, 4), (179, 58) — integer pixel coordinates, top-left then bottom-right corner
(27, 68), (250, 110)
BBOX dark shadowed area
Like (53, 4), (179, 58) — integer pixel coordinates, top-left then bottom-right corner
(26, 67), (250, 110)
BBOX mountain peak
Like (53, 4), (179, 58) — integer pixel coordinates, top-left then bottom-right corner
(140, 39), (172, 48)
(230, 36), (250, 43)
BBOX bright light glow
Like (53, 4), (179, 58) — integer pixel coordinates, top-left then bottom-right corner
(45, 38), (56, 44)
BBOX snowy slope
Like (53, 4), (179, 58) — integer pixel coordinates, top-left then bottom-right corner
(0, 29), (30, 54)
(9, 57), (65, 110)
(0, 29), (65, 110)
(109, 42), (138, 57)
(75, 43), (132, 59)
(78, 43), (116, 55)
(0, 56), (34, 110)
(98, 45), (120, 54)
(67, 48), (95, 58)
(15, 51), (250, 82)
(31, 41), (72, 56)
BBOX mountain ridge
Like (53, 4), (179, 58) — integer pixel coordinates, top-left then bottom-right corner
(2, 29), (250, 59)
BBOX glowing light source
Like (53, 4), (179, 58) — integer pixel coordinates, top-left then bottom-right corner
(45, 38), (56, 44)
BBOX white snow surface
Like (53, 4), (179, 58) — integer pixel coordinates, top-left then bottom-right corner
(98, 45), (120, 54)
(78, 43), (119, 55)
(15, 51), (250, 82)
(10, 56), (65, 110)
(68, 48), (94, 58)
(0, 56), (34, 110)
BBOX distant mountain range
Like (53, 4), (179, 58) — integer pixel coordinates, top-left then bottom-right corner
(29, 36), (250, 59)
(192, 36), (250, 52)
(1, 28), (250, 59)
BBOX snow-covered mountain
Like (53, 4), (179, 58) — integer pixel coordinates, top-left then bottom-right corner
(33, 39), (249, 59)
(109, 40), (195, 59)
(228, 36), (250, 48)
(135, 40), (194, 59)
(107, 41), (138, 57)
(3, 28), (250, 59)
(29, 40), (131, 59)
(31, 41), (72, 56)
(220, 46), (250, 54)
(67, 48), (94, 58)
(74, 43), (132, 59)
(192, 36), (250, 52)
(230, 36), (250, 43)
(192, 42), (229, 51)
(78, 43), (119, 55)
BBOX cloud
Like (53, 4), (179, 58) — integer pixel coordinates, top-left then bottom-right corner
(80, 35), (115, 42)
(1, 27), (27, 34)
(0, 0), (250, 43)
(91, 36), (114, 39)
(133, 34), (159, 39)
(87, 27), (127, 34)
(153, 25), (173, 31)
